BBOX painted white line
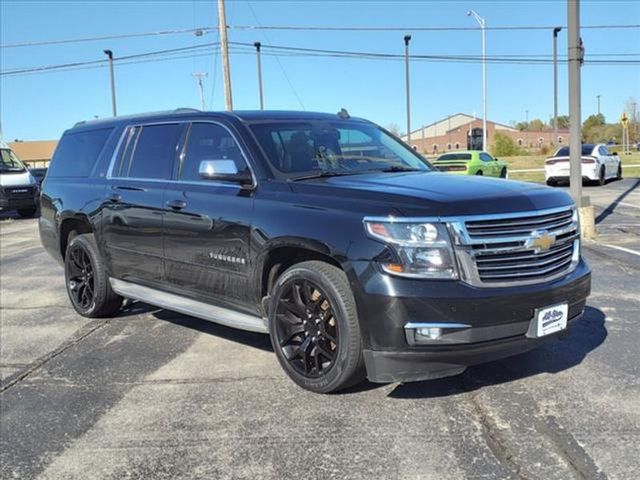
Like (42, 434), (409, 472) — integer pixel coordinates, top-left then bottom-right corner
(510, 164), (640, 174)
(599, 243), (640, 257)
(617, 201), (640, 209)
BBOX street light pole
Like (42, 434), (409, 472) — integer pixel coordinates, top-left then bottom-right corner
(254, 42), (264, 110)
(553, 27), (561, 146)
(468, 10), (487, 151)
(103, 49), (117, 117)
(404, 35), (412, 146)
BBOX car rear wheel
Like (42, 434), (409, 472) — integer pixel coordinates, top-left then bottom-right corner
(65, 233), (123, 318)
(546, 179), (557, 187)
(597, 166), (606, 186)
(17, 208), (37, 218)
(268, 261), (365, 393)
(475, 170), (483, 176)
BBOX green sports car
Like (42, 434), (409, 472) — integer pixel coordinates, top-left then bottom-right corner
(433, 151), (508, 178)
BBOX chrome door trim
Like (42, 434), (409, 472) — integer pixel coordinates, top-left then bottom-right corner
(110, 278), (268, 334)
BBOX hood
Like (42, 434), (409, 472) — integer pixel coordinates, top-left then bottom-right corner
(290, 171), (573, 217)
(0, 170), (36, 187)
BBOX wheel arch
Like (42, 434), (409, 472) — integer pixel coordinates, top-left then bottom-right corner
(59, 214), (94, 259)
(256, 238), (346, 310)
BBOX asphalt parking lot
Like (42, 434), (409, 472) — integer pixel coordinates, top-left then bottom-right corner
(1, 178), (639, 480)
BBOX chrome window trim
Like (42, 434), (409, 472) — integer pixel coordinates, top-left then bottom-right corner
(105, 119), (258, 189)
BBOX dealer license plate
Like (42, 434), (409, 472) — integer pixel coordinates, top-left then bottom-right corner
(528, 303), (568, 338)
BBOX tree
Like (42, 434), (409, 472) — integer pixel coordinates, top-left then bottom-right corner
(554, 115), (570, 129)
(583, 113), (605, 130)
(385, 123), (401, 136)
(491, 132), (522, 157)
(528, 118), (547, 131)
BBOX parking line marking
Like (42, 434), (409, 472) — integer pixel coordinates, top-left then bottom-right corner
(617, 202), (640, 209)
(599, 243), (640, 257)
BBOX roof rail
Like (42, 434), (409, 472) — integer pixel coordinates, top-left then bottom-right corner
(174, 108), (201, 113)
(73, 120), (87, 127)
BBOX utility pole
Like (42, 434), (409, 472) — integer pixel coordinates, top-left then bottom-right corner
(568, 0), (587, 212)
(553, 27), (561, 146)
(404, 35), (412, 145)
(192, 72), (207, 110)
(218, 0), (233, 111)
(596, 94), (601, 115)
(103, 49), (117, 116)
(633, 102), (638, 143)
(468, 10), (487, 151)
(254, 42), (264, 110)
(525, 109), (529, 150)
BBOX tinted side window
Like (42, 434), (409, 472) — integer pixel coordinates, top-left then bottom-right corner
(48, 128), (112, 177)
(125, 124), (183, 180)
(598, 146), (609, 156)
(480, 153), (493, 162)
(180, 123), (247, 181)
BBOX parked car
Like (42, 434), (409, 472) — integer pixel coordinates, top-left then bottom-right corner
(39, 109), (591, 393)
(433, 150), (508, 178)
(0, 143), (39, 217)
(545, 144), (622, 186)
(29, 167), (48, 186)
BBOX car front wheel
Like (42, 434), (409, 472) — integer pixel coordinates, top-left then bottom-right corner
(65, 233), (123, 318)
(597, 166), (606, 186)
(268, 261), (365, 393)
(617, 163), (622, 180)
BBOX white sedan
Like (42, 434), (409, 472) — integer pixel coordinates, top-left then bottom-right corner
(545, 143), (622, 186)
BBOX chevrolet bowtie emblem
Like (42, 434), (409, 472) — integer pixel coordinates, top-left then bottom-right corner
(526, 230), (556, 252)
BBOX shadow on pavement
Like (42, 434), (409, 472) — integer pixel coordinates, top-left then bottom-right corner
(596, 178), (640, 224)
(386, 305), (607, 399)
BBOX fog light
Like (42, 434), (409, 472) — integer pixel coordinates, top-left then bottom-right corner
(416, 327), (442, 340)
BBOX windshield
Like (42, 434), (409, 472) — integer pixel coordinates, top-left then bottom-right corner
(555, 145), (595, 156)
(250, 120), (432, 179)
(0, 149), (27, 173)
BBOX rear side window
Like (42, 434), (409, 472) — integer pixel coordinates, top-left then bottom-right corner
(117, 124), (183, 180)
(438, 153), (472, 161)
(48, 128), (112, 177)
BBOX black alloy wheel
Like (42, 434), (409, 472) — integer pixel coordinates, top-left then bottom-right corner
(500, 168), (507, 178)
(274, 279), (338, 378)
(67, 243), (95, 310)
(476, 170), (483, 176)
(598, 166), (606, 186)
(64, 233), (122, 317)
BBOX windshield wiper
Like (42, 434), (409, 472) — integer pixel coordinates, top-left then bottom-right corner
(288, 171), (361, 182)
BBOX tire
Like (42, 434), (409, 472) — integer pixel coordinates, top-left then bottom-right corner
(475, 170), (483, 176)
(616, 163), (622, 180)
(546, 179), (557, 187)
(268, 260), (365, 394)
(17, 207), (37, 218)
(64, 233), (123, 318)
(597, 166), (606, 186)
(500, 168), (507, 178)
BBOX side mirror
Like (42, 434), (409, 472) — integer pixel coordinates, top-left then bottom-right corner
(198, 159), (253, 186)
(494, 157), (499, 161)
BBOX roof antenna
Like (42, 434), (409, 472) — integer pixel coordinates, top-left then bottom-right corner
(337, 108), (350, 119)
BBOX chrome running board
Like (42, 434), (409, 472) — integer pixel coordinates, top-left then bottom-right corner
(109, 278), (268, 334)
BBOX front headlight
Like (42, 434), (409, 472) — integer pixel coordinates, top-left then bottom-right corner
(364, 219), (459, 279)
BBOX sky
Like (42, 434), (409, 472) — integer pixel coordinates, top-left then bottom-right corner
(1, 0), (639, 141)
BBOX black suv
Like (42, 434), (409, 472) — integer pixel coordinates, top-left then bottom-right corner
(40, 110), (591, 393)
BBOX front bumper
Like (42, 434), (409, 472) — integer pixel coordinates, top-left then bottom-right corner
(348, 258), (591, 383)
(0, 196), (38, 210)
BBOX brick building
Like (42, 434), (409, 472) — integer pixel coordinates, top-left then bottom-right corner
(401, 113), (569, 155)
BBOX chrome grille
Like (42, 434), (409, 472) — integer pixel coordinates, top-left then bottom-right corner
(449, 206), (580, 287)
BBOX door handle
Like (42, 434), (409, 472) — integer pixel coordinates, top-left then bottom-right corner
(108, 193), (122, 203)
(166, 199), (187, 210)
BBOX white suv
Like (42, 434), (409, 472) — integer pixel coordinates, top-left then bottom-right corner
(545, 143), (622, 187)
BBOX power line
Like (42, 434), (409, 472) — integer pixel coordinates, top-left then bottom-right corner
(4, 22), (638, 50)
(228, 23), (640, 32)
(2, 41), (639, 78)
(0, 27), (216, 49)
